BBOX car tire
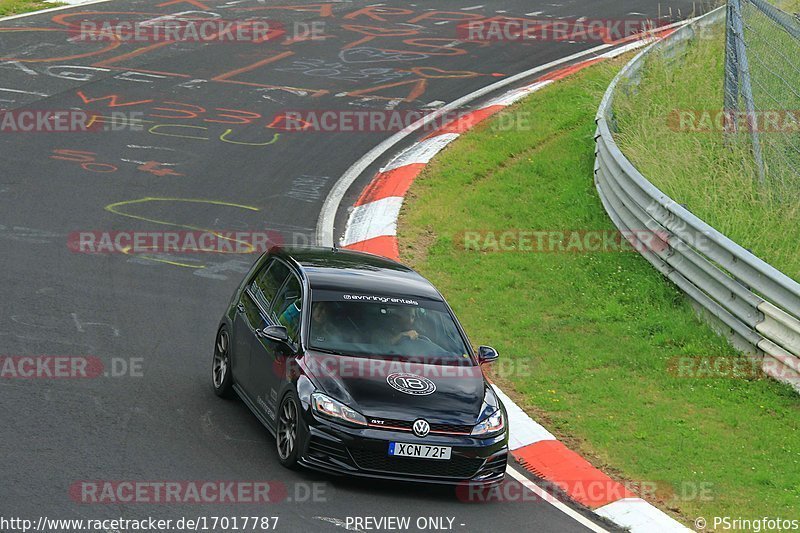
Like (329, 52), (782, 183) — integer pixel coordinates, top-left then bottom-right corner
(212, 327), (235, 398)
(276, 390), (305, 469)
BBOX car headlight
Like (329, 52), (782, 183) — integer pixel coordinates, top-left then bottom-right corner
(471, 410), (504, 436)
(311, 392), (367, 427)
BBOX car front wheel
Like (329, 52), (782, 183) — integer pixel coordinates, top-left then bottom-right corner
(276, 391), (305, 469)
(212, 327), (235, 398)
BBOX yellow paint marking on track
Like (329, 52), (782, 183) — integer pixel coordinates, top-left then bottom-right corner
(220, 131), (281, 146)
(118, 246), (205, 269)
(105, 197), (261, 255)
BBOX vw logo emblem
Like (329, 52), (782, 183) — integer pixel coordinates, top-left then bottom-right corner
(386, 373), (436, 396)
(412, 419), (430, 438)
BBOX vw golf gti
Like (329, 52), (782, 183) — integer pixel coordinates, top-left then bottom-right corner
(211, 246), (508, 485)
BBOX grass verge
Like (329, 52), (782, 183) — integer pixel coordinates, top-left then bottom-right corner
(398, 58), (799, 523)
(0, 0), (63, 16)
(613, 24), (800, 281)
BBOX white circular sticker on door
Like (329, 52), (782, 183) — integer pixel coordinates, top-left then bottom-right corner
(386, 373), (436, 396)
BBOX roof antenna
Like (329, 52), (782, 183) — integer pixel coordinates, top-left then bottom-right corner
(332, 241), (339, 252)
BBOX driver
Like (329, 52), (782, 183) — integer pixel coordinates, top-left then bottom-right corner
(389, 306), (421, 345)
(310, 302), (344, 344)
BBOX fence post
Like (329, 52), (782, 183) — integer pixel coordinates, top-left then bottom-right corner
(724, 1), (740, 129)
(729, 0), (767, 185)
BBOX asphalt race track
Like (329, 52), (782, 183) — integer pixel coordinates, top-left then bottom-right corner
(0, 1), (702, 531)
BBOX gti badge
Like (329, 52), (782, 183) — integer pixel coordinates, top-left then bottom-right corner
(412, 419), (430, 438)
(386, 372), (436, 396)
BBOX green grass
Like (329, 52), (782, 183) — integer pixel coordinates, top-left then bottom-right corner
(0, 0), (62, 16)
(398, 59), (800, 524)
(613, 25), (800, 282)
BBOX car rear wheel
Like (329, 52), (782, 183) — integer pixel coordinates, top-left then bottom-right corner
(212, 327), (234, 398)
(276, 391), (304, 468)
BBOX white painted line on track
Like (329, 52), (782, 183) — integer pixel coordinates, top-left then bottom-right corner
(382, 134), (460, 172)
(342, 197), (404, 246)
(480, 80), (554, 108)
(0, 88), (50, 97)
(596, 498), (688, 532)
(506, 466), (611, 533)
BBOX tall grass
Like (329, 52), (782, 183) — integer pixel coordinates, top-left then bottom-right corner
(613, 25), (800, 282)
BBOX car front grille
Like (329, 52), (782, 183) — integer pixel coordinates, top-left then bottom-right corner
(430, 422), (474, 434)
(368, 418), (474, 435)
(349, 448), (485, 479)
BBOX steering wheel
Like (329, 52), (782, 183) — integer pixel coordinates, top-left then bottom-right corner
(398, 333), (433, 345)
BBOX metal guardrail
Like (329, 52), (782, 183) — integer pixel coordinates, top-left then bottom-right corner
(594, 5), (800, 392)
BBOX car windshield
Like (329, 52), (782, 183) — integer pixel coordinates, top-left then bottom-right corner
(308, 291), (473, 364)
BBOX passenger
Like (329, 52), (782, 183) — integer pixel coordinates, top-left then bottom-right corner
(278, 298), (302, 341)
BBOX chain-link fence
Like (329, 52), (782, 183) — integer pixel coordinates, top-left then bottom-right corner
(724, 0), (800, 194)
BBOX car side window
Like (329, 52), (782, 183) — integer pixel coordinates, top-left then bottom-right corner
(241, 289), (266, 329)
(272, 274), (303, 343)
(251, 259), (290, 313)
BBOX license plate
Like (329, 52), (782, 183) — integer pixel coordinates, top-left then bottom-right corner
(388, 442), (452, 460)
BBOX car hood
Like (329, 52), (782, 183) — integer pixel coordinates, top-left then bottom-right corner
(301, 351), (498, 425)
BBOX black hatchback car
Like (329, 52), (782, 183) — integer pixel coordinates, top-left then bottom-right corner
(212, 246), (508, 485)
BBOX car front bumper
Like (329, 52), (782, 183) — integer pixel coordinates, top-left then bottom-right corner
(298, 416), (508, 486)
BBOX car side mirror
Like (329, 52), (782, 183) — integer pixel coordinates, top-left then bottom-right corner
(478, 346), (499, 364)
(258, 325), (290, 343)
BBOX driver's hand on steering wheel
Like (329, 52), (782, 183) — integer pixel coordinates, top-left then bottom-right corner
(402, 330), (419, 341)
(392, 330), (419, 344)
